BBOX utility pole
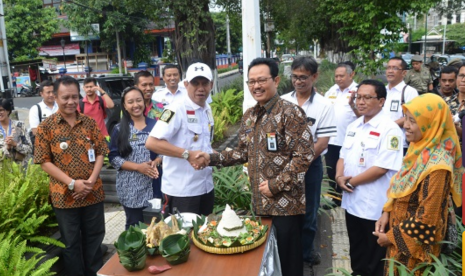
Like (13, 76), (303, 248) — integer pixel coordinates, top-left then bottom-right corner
(242, 0), (261, 111)
(116, 31), (122, 76)
(424, 13), (428, 63)
(226, 14), (231, 68)
(0, 0), (12, 93)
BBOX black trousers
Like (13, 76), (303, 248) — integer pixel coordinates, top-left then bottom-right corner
(122, 205), (145, 230)
(345, 211), (385, 276)
(167, 189), (214, 216)
(272, 215), (305, 276)
(325, 144), (342, 204)
(54, 202), (105, 276)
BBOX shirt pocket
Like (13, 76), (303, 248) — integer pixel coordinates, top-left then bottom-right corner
(363, 139), (379, 158)
(186, 124), (202, 150)
(343, 137), (355, 149)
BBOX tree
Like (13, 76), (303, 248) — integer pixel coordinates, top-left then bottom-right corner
(211, 11), (242, 54)
(441, 23), (465, 47)
(4, 0), (59, 61)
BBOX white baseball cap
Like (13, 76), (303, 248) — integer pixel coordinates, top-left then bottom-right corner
(185, 62), (213, 82)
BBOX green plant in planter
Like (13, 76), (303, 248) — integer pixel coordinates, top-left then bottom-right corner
(0, 160), (62, 247)
(212, 166), (252, 213)
(114, 226), (147, 271)
(0, 231), (58, 276)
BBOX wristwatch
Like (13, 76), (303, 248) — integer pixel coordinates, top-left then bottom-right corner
(68, 179), (75, 191)
(182, 150), (189, 160)
(345, 183), (355, 190)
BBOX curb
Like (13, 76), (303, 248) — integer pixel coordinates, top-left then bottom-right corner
(218, 69), (239, 79)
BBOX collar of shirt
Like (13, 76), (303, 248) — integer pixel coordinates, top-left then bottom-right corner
(354, 110), (384, 128)
(290, 87), (316, 104)
(83, 95), (101, 103)
(41, 100), (58, 111)
(388, 81), (407, 92)
(162, 86), (183, 96)
(336, 81), (358, 94)
(55, 111), (84, 125)
(257, 92), (279, 114)
(185, 94), (211, 112)
(129, 117), (157, 132)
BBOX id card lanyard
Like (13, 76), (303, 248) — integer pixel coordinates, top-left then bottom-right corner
(359, 141), (366, 167)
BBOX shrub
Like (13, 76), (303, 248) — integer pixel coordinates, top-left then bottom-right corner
(212, 166), (252, 214)
(210, 89), (244, 142)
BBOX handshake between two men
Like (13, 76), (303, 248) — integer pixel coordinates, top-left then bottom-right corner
(187, 151), (211, 170)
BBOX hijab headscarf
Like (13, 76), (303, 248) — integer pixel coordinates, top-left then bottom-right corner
(384, 93), (462, 211)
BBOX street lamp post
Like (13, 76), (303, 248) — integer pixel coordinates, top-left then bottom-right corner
(60, 38), (66, 70)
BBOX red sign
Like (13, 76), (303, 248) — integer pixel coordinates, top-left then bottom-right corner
(38, 43), (80, 56)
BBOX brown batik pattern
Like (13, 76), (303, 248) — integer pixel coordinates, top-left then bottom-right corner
(210, 94), (315, 216)
(34, 112), (109, 209)
(385, 170), (451, 275)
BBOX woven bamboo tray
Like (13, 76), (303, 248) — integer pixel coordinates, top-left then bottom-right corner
(191, 232), (267, 255)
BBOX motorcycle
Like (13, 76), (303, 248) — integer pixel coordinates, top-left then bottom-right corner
(18, 82), (40, 97)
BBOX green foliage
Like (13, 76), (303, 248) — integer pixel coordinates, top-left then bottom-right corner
(210, 89), (244, 142)
(440, 23), (465, 47)
(217, 65), (238, 74)
(0, 232), (58, 276)
(212, 166), (252, 213)
(4, 0), (59, 61)
(211, 11), (242, 54)
(114, 226), (146, 271)
(0, 160), (60, 246)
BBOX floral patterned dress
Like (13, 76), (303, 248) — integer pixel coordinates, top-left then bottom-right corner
(0, 120), (32, 166)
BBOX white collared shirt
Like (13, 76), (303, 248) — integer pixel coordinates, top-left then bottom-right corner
(149, 96), (214, 197)
(154, 83), (213, 108)
(281, 90), (336, 145)
(28, 100), (59, 129)
(383, 81), (418, 147)
(325, 81), (358, 146)
(340, 111), (403, 221)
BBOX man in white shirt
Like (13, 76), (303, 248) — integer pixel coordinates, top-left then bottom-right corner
(29, 80), (58, 135)
(152, 64), (183, 107)
(281, 56), (336, 274)
(336, 79), (403, 276)
(383, 57), (419, 154)
(146, 62), (214, 215)
(324, 63), (360, 206)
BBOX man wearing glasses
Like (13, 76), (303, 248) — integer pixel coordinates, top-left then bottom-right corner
(201, 58), (314, 276)
(281, 56), (336, 275)
(335, 80), (403, 276)
(383, 57), (418, 155)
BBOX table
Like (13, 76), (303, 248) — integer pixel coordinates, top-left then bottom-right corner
(98, 218), (272, 276)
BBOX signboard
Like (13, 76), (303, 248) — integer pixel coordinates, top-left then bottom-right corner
(70, 24), (100, 41)
(38, 43), (80, 56)
(43, 59), (57, 71)
(16, 76), (31, 88)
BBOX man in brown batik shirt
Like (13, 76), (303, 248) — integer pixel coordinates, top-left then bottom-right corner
(198, 58), (314, 276)
(34, 76), (109, 276)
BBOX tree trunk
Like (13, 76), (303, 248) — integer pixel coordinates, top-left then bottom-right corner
(172, 0), (216, 75)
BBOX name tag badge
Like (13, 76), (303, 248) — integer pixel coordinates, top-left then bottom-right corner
(390, 100), (400, 112)
(347, 131), (356, 137)
(187, 110), (198, 123)
(88, 149), (96, 162)
(267, 133), (277, 152)
(358, 152), (366, 167)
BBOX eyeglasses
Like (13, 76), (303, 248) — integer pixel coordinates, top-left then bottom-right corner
(246, 77), (273, 87)
(355, 94), (379, 101)
(458, 74), (465, 80)
(291, 75), (311, 82)
(386, 66), (404, 71)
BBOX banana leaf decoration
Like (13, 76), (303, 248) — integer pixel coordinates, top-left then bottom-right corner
(159, 233), (190, 265)
(114, 226), (147, 271)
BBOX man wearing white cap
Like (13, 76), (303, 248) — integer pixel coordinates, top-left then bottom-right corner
(146, 62), (214, 215)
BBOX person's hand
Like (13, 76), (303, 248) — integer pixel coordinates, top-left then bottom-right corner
(259, 180), (273, 197)
(375, 212), (389, 234)
(73, 180), (92, 200)
(5, 136), (16, 149)
(84, 176), (97, 187)
(137, 162), (158, 178)
(372, 232), (393, 247)
(189, 150), (209, 170)
(151, 157), (163, 167)
(336, 175), (354, 193)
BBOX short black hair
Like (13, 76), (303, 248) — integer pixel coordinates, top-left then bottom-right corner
(388, 57), (408, 70)
(291, 56), (318, 75)
(134, 70), (154, 85)
(0, 98), (13, 115)
(53, 76), (80, 96)
(83, 77), (97, 86)
(162, 64), (181, 76)
(248, 58), (279, 79)
(357, 79), (387, 99)
(440, 66), (458, 78)
(343, 61), (356, 71)
(39, 80), (54, 93)
(457, 63), (465, 74)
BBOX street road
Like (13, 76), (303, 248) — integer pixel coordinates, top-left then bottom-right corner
(13, 72), (242, 109)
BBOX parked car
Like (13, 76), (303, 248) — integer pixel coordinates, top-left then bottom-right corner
(281, 54), (294, 63)
(77, 76), (134, 135)
(430, 54), (465, 67)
